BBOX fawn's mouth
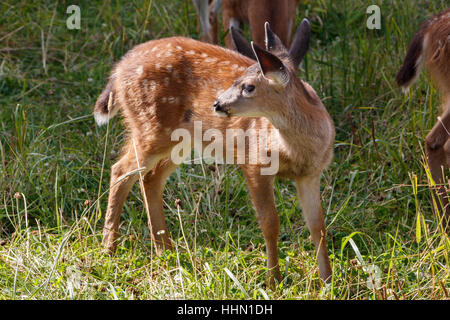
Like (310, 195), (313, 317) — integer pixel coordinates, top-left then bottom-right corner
(213, 105), (231, 117)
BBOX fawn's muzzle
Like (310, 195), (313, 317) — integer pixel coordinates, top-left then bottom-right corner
(213, 100), (230, 117)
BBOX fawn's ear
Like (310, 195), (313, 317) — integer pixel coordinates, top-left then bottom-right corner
(289, 19), (311, 69)
(265, 22), (286, 52)
(251, 42), (289, 86)
(230, 26), (256, 60)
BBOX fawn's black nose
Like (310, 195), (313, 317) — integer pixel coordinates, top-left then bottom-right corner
(213, 100), (221, 111)
(213, 99), (231, 117)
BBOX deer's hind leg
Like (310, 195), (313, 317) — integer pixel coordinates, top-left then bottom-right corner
(102, 142), (171, 254)
(142, 158), (179, 253)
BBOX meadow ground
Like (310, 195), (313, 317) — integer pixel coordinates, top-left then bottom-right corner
(0, 0), (448, 299)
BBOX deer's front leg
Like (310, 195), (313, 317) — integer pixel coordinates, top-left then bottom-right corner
(425, 132), (449, 228)
(193, 0), (212, 43)
(296, 175), (332, 282)
(425, 104), (450, 230)
(242, 167), (281, 288)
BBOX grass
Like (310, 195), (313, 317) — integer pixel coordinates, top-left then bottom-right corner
(0, 0), (449, 299)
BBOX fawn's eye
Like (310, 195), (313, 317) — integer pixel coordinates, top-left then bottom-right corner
(242, 84), (255, 94)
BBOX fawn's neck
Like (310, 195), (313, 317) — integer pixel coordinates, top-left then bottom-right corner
(267, 88), (332, 154)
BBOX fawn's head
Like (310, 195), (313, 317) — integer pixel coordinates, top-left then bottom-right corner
(214, 19), (312, 119)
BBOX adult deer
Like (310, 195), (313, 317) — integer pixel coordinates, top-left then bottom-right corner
(396, 8), (450, 230)
(193, 0), (299, 49)
(222, 0), (300, 49)
(95, 19), (335, 286)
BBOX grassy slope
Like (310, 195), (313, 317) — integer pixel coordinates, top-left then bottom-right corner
(0, 0), (448, 299)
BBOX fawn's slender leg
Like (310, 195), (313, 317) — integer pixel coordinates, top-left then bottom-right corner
(242, 166), (281, 288)
(102, 145), (166, 254)
(142, 158), (179, 253)
(296, 175), (332, 282)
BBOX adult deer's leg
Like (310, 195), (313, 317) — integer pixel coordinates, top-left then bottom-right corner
(296, 175), (332, 282)
(193, 0), (212, 43)
(142, 158), (179, 253)
(222, 9), (240, 49)
(102, 143), (166, 254)
(209, 0), (221, 44)
(242, 166), (281, 288)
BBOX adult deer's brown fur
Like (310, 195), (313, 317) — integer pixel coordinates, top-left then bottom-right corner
(193, 0), (299, 50)
(396, 8), (450, 230)
(221, 0), (300, 49)
(95, 20), (334, 286)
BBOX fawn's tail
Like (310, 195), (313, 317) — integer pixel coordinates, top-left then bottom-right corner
(94, 77), (119, 126)
(396, 29), (427, 92)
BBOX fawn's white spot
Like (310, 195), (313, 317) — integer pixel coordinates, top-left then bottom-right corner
(164, 77), (170, 86)
(155, 63), (161, 70)
(168, 96), (180, 105)
(148, 105), (155, 116)
(186, 50), (195, 55)
(138, 109), (147, 117)
(176, 46), (182, 50)
(136, 65), (143, 76)
(166, 64), (173, 72)
(205, 57), (218, 63)
(238, 66), (245, 72)
(151, 46), (158, 52)
(201, 53), (208, 58)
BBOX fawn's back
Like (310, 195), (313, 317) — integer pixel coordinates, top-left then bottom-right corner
(97, 37), (256, 150)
